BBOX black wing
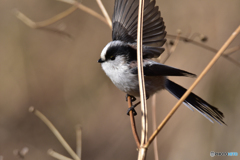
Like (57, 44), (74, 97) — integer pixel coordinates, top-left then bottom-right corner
(112, 0), (166, 58)
(131, 61), (196, 77)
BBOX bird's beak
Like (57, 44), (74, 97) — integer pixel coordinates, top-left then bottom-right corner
(98, 58), (104, 63)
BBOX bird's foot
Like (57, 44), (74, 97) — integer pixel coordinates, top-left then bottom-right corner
(125, 94), (136, 102)
(127, 106), (137, 116)
(126, 101), (141, 116)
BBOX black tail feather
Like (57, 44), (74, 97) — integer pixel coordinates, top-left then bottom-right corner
(165, 79), (225, 125)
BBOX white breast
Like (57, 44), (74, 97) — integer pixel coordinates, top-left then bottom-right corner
(101, 56), (166, 97)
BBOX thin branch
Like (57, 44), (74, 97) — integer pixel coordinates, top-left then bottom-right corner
(137, 0), (147, 146)
(145, 25), (240, 148)
(166, 34), (240, 68)
(14, 6), (77, 28)
(161, 31), (181, 64)
(127, 96), (140, 148)
(224, 44), (240, 55)
(169, 30), (181, 53)
(167, 34), (217, 52)
(137, 0), (148, 159)
(48, 149), (73, 160)
(151, 94), (159, 160)
(222, 55), (240, 68)
(150, 31), (181, 160)
(96, 0), (112, 28)
(76, 125), (82, 159)
(29, 107), (80, 160)
(58, 0), (108, 25)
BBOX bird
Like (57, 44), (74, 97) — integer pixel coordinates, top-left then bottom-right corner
(98, 0), (225, 124)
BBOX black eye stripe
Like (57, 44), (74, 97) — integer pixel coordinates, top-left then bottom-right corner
(105, 44), (137, 62)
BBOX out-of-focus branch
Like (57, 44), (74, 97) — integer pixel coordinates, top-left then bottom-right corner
(167, 34), (240, 68)
(127, 96), (140, 148)
(161, 30), (181, 64)
(169, 30), (181, 53)
(48, 149), (73, 160)
(224, 44), (240, 55)
(14, 0), (110, 36)
(14, 6), (77, 28)
(29, 107), (80, 160)
(58, 0), (108, 25)
(76, 125), (82, 159)
(152, 30), (181, 160)
(96, 0), (112, 28)
(145, 25), (240, 148)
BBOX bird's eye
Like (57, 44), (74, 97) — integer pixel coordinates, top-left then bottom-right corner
(110, 55), (115, 60)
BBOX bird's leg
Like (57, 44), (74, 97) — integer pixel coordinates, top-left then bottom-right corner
(127, 101), (140, 116)
(126, 94), (138, 116)
(126, 95), (149, 116)
(126, 94), (136, 102)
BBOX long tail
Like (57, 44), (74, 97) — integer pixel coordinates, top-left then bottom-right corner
(165, 79), (225, 125)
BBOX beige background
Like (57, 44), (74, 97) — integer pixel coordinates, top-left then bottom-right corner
(0, 0), (240, 159)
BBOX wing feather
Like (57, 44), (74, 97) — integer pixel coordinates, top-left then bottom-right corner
(112, 0), (166, 58)
(131, 61), (196, 77)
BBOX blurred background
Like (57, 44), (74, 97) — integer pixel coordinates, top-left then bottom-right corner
(0, 0), (240, 159)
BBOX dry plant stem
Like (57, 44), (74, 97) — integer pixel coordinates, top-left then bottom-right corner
(151, 32), (181, 159)
(137, 0), (148, 159)
(58, 0), (108, 25)
(138, 147), (147, 160)
(14, 6), (77, 28)
(169, 32), (181, 53)
(224, 44), (240, 55)
(127, 96), (140, 148)
(29, 107), (80, 160)
(167, 34), (240, 68)
(48, 149), (73, 160)
(167, 34), (218, 52)
(137, 0), (147, 146)
(151, 94), (159, 160)
(76, 125), (82, 159)
(167, 34), (240, 55)
(161, 32), (181, 64)
(223, 55), (240, 68)
(145, 25), (240, 148)
(96, 0), (112, 28)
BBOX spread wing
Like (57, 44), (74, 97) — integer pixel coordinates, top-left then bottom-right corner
(131, 61), (196, 77)
(112, 0), (166, 58)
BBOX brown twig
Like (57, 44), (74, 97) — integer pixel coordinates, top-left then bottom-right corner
(127, 96), (140, 148)
(224, 44), (240, 55)
(161, 30), (181, 64)
(29, 107), (80, 160)
(166, 34), (240, 68)
(145, 25), (240, 148)
(151, 94), (159, 160)
(14, 6), (77, 28)
(48, 149), (73, 160)
(169, 30), (182, 53)
(76, 125), (82, 159)
(14, 0), (110, 37)
(152, 30), (181, 160)
(96, 0), (112, 28)
(58, 0), (108, 25)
